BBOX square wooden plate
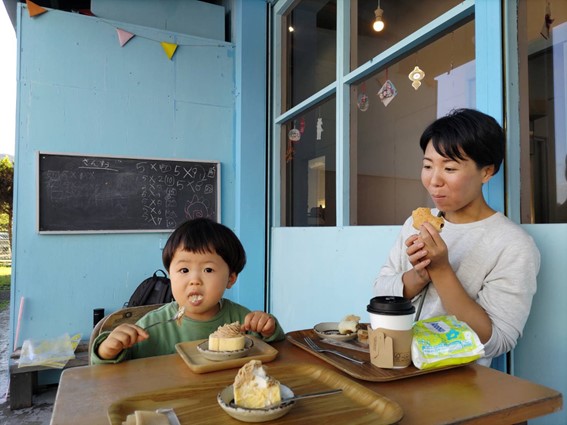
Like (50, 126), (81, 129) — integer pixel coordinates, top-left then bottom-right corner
(107, 362), (404, 425)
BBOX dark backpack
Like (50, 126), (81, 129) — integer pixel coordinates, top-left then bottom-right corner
(126, 269), (173, 307)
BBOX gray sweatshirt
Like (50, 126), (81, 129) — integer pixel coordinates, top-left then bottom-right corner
(374, 211), (540, 366)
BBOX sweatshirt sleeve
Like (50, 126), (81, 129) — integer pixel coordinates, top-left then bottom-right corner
(373, 217), (413, 297)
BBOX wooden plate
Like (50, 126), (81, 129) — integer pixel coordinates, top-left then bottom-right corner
(175, 336), (278, 373)
(287, 329), (465, 382)
(107, 362), (403, 425)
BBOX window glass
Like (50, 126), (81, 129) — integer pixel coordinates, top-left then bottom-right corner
(283, 0), (336, 111)
(351, 20), (475, 225)
(525, 1), (567, 223)
(281, 98), (336, 226)
(352, 0), (463, 70)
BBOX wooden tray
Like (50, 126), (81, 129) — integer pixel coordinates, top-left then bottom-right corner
(287, 329), (463, 382)
(175, 336), (278, 373)
(107, 362), (403, 425)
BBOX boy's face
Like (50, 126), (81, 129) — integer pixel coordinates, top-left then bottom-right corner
(169, 247), (237, 321)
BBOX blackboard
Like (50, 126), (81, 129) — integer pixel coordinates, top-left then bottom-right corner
(38, 152), (220, 233)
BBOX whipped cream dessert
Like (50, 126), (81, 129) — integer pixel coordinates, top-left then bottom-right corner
(233, 360), (281, 409)
(208, 321), (246, 351)
(338, 314), (360, 334)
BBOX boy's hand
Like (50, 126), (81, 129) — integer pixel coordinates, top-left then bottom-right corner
(97, 324), (149, 360)
(242, 311), (276, 338)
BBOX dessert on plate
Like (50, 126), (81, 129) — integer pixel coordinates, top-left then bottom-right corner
(233, 360), (281, 409)
(209, 321), (246, 351)
(338, 314), (360, 335)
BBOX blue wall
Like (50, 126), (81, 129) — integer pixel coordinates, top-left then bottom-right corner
(10, 2), (268, 351)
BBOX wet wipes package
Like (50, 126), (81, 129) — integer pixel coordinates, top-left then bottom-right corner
(411, 315), (485, 370)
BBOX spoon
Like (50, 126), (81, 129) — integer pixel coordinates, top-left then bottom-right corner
(228, 388), (343, 411)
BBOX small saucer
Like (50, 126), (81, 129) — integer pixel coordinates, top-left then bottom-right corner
(197, 337), (253, 361)
(314, 322), (357, 341)
(217, 384), (294, 422)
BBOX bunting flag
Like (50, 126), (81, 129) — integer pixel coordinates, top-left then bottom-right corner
(26, 0), (48, 17)
(161, 42), (178, 60)
(116, 28), (135, 47)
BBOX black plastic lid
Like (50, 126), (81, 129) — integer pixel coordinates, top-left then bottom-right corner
(367, 296), (415, 315)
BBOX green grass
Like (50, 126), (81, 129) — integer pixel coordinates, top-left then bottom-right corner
(0, 266), (10, 309)
(0, 266), (10, 290)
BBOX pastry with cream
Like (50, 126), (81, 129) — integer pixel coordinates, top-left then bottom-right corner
(338, 314), (360, 335)
(208, 321), (246, 351)
(233, 360), (281, 409)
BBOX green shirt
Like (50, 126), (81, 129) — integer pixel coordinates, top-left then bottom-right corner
(91, 298), (285, 364)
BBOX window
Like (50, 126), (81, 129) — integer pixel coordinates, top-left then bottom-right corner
(273, 1), (476, 227)
(523, 1), (567, 223)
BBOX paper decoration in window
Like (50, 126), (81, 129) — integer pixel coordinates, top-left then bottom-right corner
(409, 66), (425, 90)
(316, 117), (323, 141)
(357, 82), (370, 111)
(377, 80), (397, 107)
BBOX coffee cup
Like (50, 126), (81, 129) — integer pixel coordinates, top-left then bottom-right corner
(367, 296), (415, 369)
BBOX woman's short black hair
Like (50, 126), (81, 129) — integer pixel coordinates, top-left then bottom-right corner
(419, 108), (505, 174)
(162, 218), (246, 274)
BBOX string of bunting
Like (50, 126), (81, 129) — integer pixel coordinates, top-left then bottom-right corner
(24, 0), (231, 61)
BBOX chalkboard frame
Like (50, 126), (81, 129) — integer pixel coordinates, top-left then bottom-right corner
(37, 151), (221, 234)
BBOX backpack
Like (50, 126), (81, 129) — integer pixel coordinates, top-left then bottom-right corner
(126, 269), (173, 307)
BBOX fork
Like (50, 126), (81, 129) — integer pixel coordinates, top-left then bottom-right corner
(144, 306), (186, 330)
(304, 337), (366, 365)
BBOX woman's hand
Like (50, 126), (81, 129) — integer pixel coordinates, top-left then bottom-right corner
(417, 222), (450, 275)
(405, 233), (431, 285)
(97, 324), (149, 360)
(242, 311), (276, 338)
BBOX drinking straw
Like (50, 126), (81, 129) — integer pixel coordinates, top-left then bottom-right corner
(14, 296), (24, 348)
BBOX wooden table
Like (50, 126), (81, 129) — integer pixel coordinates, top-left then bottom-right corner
(50, 339), (562, 425)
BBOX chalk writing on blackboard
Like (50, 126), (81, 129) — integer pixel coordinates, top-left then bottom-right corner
(38, 153), (220, 233)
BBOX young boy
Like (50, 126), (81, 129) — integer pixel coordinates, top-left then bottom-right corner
(91, 218), (285, 364)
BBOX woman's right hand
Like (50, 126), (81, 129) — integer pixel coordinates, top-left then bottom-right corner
(97, 323), (149, 360)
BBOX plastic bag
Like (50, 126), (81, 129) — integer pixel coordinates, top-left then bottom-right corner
(412, 316), (484, 370)
(18, 333), (81, 369)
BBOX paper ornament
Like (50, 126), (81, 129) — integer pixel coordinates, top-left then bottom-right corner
(288, 128), (301, 142)
(540, 1), (554, 40)
(316, 117), (323, 141)
(26, 0), (47, 17)
(116, 29), (135, 47)
(409, 66), (425, 90)
(161, 42), (178, 60)
(377, 79), (397, 107)
(357, 93), (369, 111)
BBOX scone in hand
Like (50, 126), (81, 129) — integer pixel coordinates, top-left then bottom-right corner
(412, 207), (444, 232)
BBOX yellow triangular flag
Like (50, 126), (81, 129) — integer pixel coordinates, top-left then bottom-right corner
(26, 0), (48, 17)
(116, 28), (135, 47)
(161, 42), (178, 60)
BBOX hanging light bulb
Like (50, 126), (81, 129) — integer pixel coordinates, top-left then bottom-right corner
(373, 1), (385, 32)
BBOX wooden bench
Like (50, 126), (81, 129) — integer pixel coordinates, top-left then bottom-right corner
(8, 342), (89, 410)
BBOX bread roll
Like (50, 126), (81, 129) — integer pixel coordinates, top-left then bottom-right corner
(412, 207), (444, 232)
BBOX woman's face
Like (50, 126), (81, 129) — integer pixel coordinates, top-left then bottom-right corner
(421, 141), (494, 220)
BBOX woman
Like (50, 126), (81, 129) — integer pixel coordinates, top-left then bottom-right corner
(373, 108), (540, 366)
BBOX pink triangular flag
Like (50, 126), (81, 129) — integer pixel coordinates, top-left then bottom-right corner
(26, 0), (48, 17)
(116, 28), (135, 47)
(161, 42), (178, 60)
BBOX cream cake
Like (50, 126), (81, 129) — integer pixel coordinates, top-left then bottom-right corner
(338, 314), (360, 334)
(233, 360), (281, 409)
(208, 321), (246, 351)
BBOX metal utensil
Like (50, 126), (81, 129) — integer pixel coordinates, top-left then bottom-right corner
(304, 337), (366, 364)
(144, 306), (185, 330)
(156, 408), (181, 425)
(228, 388), (343, 411)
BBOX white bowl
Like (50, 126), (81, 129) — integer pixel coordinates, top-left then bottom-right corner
(217, 384), (294, 423)
(196, 337), (254, 361)
(314, 322), (357, 341)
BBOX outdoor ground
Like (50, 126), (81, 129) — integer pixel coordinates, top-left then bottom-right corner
(0, 266), (55, 425)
